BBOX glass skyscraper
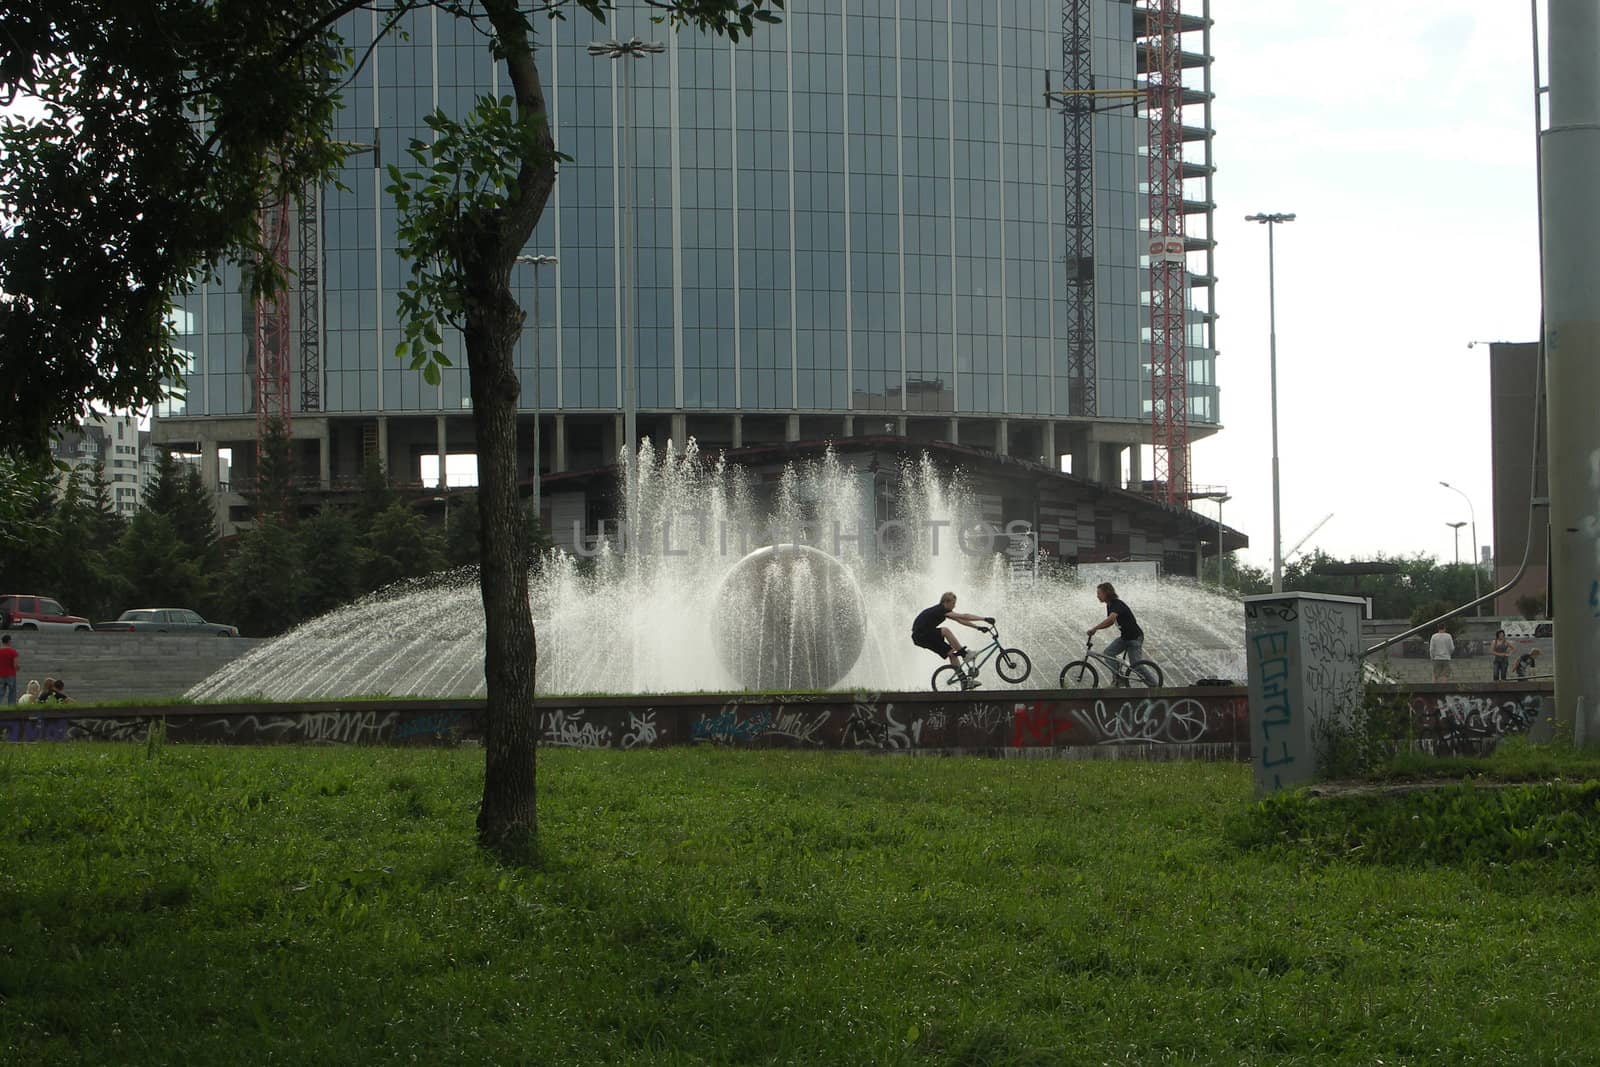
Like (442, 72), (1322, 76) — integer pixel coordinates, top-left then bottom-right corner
(158, 0), (1217, 509)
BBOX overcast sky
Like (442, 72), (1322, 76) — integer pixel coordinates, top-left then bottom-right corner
(1191, 1), (1544, 571)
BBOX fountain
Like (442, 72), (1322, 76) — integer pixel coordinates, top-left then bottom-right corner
(188, 442), (1248, 700)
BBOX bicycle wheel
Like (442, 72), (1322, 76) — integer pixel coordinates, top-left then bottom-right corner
(1059, 660), (1099, 688)
(995, 647), (1032, 684)
(1127, 660), (1164, 688)
(932, 665), (967, 692)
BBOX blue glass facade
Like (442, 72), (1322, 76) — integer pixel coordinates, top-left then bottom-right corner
(164, 0), (1218, 437)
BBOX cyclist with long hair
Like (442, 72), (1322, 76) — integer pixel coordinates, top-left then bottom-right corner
(1087, 582), (1145, 681)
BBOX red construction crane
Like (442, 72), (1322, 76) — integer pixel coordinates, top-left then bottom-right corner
(1144, 0), (1189, 504)
(254, 184), (294, 446)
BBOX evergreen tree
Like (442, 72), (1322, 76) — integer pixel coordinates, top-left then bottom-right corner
(220, 521), (303, 638)
(46, 467), (125, 619)
(356, 454), (397, 525)
(87, 460), (128, 549)
(253, 418), (298, 526)
(144, 450), (185, 518)
(174, 465), (220, 563)
(359, 501), (444, 593)
(111, 510), (204, 610)
(297, 504), (361, 619)
(442, 491), (478, 568)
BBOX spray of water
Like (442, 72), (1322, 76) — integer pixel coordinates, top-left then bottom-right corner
(188, 442), (1246, 700)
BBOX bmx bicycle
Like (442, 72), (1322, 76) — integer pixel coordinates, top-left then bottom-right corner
(931, 622), (1032, 692)
(1058, 637), (1165, 689)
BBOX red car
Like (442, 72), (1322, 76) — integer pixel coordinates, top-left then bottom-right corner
(0, 594), (92, 632)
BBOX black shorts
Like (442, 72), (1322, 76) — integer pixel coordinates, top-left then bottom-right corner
(912, 630), (948, 655)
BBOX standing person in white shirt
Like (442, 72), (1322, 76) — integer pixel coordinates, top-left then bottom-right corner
(1429, 623), (1456, 682)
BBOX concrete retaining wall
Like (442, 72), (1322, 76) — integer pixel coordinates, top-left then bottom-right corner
(0, 632), (265, 703)
(0, 683), (1556, 760)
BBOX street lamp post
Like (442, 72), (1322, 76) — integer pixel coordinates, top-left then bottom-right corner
(1245, 212), (1296, 593)
(1187, 489), (1231, 588)
(1440, 480), (1482, 614)
(589, 36), (664, 546)
(515, 253), (558, 524)
(1446, 520), (1466, 567)
(1212, 494), (1231, 589)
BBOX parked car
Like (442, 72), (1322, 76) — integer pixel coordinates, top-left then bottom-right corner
(0, 594), (93, 632)
(94, 608), (239, 637)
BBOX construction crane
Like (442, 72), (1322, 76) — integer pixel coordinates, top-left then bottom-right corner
(1045, 7), (1144, 421)
(1284, 513), (1335, 563)
(1143, 0), (1190, 505)
(253, 182), (294, 447)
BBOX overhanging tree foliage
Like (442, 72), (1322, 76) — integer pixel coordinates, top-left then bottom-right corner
(1, 0), (782, 858)
(0, 3), (351, 459)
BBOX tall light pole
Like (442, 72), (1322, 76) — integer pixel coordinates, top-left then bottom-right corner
(515, 253), (558, 524)
(589, 36), (664, 545)
(1212, 494), (1230, 588)
(1446, 520), (1466, 567)
(1187, 489), (1230, 588)
(1246, 212), (1295, 592)
(1439, 480), (1481, 614)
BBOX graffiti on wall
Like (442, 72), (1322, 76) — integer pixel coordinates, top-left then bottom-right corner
(1412, 692), (1548, 751)
(18, 685), (1553, 760)
(1246, 600), (1299, 790)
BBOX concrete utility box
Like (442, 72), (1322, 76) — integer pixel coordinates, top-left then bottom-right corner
(1244, 592), (1365, 794)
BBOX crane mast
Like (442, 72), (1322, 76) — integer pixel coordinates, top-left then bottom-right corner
(1144, 0), (1190, 504)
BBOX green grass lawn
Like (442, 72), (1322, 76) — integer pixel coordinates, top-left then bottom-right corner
(3, 743), (1598, 1065)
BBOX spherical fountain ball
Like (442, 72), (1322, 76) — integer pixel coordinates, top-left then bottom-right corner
(711, 544), (868, 691)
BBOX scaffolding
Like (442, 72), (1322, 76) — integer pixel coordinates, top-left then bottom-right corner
(1143, 0), (1190, 504)
(253, 185), (294, 445)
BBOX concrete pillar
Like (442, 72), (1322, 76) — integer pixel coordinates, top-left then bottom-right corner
(1245, 592), (1364, 794)
(376, 416), (389, 477)
(1043, 423), (1058, 471)
(200, 439), (221, 493)
(731, 414), (743, 448)
(317, 424), (331, 489)
(842, 414), (854, 437)
(612, 415), (624, 464)
(1074, 440), (1100, 483)
(996, 418), (1009, 457)
(435, 415), (448, 488)
(670, 413), (687, 454)
(785, 414), (800, 442)
(554, 414), (568, 473)
(1127, 443), (1143, 490)
(1543, 0), (1600, 744)
(895, 415), (907, 437)
(1099, 444), (1122, 488)
(946, 417), (959, 444)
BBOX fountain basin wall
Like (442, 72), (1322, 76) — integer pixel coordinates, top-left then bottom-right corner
(0, 684), (1553, 759)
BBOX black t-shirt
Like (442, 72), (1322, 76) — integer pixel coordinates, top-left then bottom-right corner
(912, 603), (948, 638)
(1515, 653), (1537, 674)
(1105, 598), (1143, 642)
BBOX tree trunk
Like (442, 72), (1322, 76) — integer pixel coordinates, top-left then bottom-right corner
(468, 0), (558, 860)
(465, 280), (538, 857)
